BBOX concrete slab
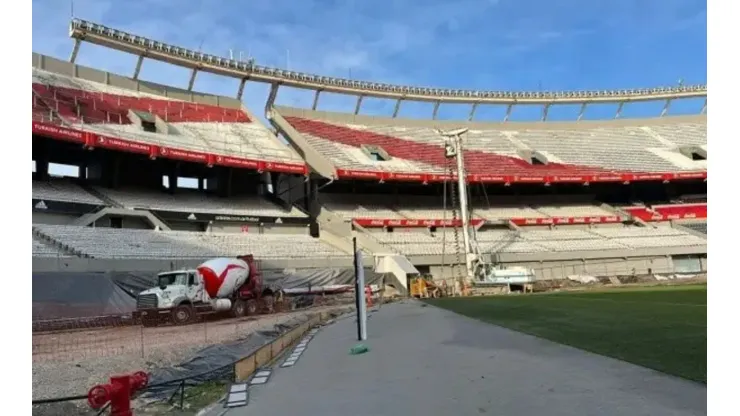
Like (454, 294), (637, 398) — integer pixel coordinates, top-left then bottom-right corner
(225, 300), (706, 416)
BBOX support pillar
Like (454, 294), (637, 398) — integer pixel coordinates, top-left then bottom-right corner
(503, 104), (513, 122)
(69, 39), (80, 63)
(468, 103), (478, 121)
(312, 90), (321, 110)
(236, 77), (248, 100)
(577, 103), (588, 121)
(187, 68), (198, 91)
(661, 99), (672, 117)
(393, 98), (403, 118)
(132, 55), (144, 80)
(354, 96), (364, 115)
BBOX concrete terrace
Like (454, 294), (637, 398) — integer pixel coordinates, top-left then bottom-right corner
(223, 300), (706, 416)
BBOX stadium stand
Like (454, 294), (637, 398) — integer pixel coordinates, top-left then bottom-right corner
(95, 187), (307, 218)
(30, 52), (706, 284)
(623, 203), (707, 222)
(32, 225), (348, 259)
(364, 225), (705, 257)
(32, 235), (70, 258)
(32, 179), (103, 205)
(276, 107), (706, 176)
(319, 194), (408, 219)
(320, 193), (617, 223)
(32, 68), (304, 165)
(681, 222), (707, 234)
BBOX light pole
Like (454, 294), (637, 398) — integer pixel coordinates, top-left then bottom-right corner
(437, 128), (476, 282)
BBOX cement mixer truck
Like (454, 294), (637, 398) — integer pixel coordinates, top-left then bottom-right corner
(134, 255), (284, 327)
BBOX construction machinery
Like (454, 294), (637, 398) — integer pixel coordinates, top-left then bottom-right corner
(134, 255), (286, 326)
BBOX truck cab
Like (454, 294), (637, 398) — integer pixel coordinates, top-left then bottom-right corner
(136, 269), (209, 325)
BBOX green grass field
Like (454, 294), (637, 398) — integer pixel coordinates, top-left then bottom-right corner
(427, 284), (706, 383)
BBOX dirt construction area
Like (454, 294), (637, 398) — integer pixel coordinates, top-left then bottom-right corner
(32, 305), (347, 400)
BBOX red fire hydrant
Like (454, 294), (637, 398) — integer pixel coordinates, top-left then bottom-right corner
(88, 371), (149, 416)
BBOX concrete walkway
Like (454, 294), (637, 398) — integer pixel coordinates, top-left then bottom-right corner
(224, 300), (706, 416)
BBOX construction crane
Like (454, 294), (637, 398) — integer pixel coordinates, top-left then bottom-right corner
(436, 128), (486, 290)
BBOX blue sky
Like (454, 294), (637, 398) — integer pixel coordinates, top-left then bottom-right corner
(32, 0), (706, 123)
(32, 0), (706, 122)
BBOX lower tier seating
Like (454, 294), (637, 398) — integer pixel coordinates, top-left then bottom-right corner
(367, 225), (706, 256)
(32, 225), (349, 259)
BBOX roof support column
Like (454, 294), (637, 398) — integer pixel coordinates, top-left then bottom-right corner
(354, 96), (364, 115)
(132, 55), (145, 80)
(503, 104), (513, 122)
(700, 98), (707, 114)
(236, 77), (248, 100)
(468, 103), (478, 121)
(541, 104), (551, 121)
(312, 90), (322, 110)
(432, 102), (441, 120)
(187, 68), (199, 91)
(614, 102), (624, 119)
(660, 99), (672, 117)
(265, 82), (280, 115)
(69, 38), (81, 63)
(393, 98), (403, 118)
(577, 103), (588, 121)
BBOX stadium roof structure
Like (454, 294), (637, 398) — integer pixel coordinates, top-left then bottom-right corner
(68, 19), (707, 121)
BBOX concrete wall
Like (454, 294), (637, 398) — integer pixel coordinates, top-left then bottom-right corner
(32, 211), (77, 225)
(205, 222), (310, 235)
(92, 216), (152, 229)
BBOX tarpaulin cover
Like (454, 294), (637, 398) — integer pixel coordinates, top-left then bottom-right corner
(143, 309), (349, 399)
(32, 268), (378, 321)
(32, 272), (157, 321)
(263, 267), (383, 288)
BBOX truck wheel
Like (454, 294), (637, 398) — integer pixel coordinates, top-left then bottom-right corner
(232, 299), (247, 318)
(172, 304), (193, 325)
(263, 295), (275, 314)
(246, 299), (259, 316)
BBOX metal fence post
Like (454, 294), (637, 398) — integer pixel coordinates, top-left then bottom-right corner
(140, 326), (145, 358)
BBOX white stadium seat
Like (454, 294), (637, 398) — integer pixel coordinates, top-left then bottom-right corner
(33, 68), (304, 165)
(366, 226), (705, 257)
(32, 179), (103, 205)
(32, 225), (348, 259)
(97, 187), (307, 218)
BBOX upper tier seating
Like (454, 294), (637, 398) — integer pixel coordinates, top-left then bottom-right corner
(32, 69), (304, 164)
(97, 188), (307, 218)
(32, 179), (103, 205)
(280, 109), (706, 175)
(32, 225), (348, 259)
